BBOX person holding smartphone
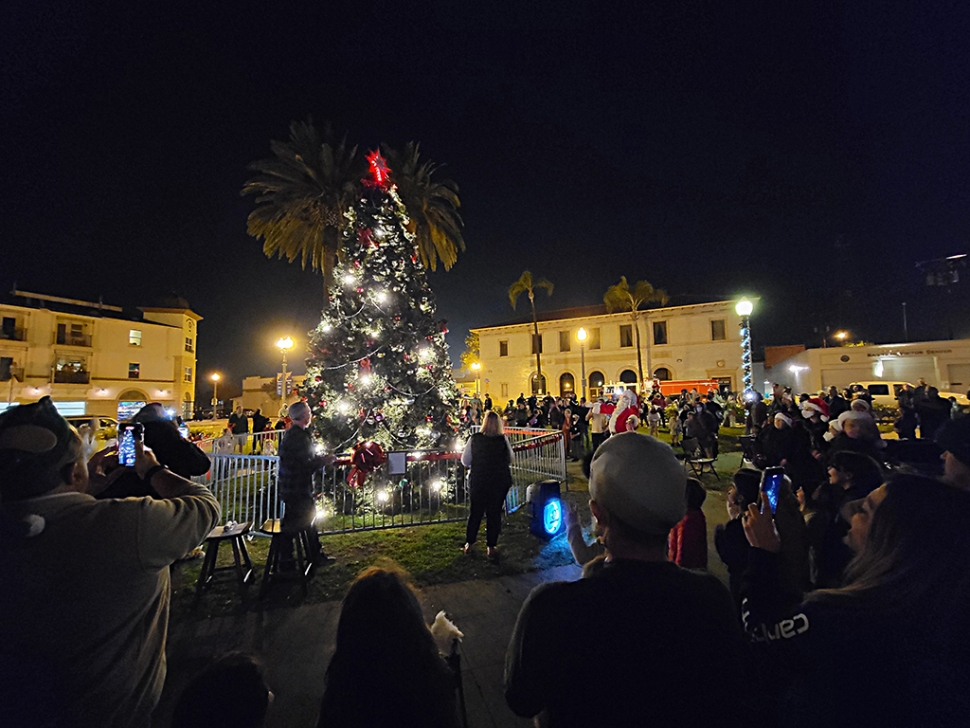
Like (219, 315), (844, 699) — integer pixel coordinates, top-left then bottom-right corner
(741, 475), (970, 727)
(0, 397), (220, 728)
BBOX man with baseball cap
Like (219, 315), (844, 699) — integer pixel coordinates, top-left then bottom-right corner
(0, 397), (220, 727)
(505, 432), (743, 727)
(935, 417), (970, 490)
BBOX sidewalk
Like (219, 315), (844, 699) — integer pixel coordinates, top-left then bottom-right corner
(154, 564), (582, 728)
(155, 447), (740, 727)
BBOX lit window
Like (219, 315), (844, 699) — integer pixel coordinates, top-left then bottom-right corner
(653, 321), (668, 345)
(619, 325), (633, 348)
(559, 331), (571, 352)
(711, 319), (726, 341)
(184, 367), (193, 382)
(129, 329), (142, 346)
(499, 340), (509, 357)
(128, 363), (141, 379)
(185, 337), (194, 352)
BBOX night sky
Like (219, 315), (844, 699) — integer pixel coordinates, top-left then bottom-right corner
(4, 2), (970, 398)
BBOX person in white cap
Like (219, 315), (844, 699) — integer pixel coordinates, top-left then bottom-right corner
(504, 432), (744, 727)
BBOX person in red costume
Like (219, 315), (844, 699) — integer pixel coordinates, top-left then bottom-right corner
(609, 389), (641, 434)
(668, 478), (708, 569)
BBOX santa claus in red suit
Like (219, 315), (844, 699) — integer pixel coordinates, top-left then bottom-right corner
(609, 389), (641, 434)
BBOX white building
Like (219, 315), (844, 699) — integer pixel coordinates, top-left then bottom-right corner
(1, 290), (200, 419)
(233, 374), (303, 418)
(471, 300), (747, 401)
(767, 339), (970, 395)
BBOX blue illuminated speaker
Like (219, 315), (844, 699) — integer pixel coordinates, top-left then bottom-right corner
(530, 480), (563, 539)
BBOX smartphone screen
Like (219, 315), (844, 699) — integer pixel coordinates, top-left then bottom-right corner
(118, 426), (137, 467)
(761, 467), (784, 513)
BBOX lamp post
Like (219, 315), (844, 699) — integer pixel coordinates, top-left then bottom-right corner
(210, 373), (221, 419)
(735, 298), (754, 395)
(276, 336), (294, 406)
(471, 361), (481, 399)
(577, 327), (588, 401)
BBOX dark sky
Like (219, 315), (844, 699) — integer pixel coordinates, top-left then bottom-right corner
(4, 1), (970, 397)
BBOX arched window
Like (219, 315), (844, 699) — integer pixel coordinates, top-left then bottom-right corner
(654, 367), (671, 381)
(559, 372), (575, 396)
(619, 369), (638, 384)
(117, 390), (149, 421)
(589, 371), (606, 388)
(530, 373), (547, 396)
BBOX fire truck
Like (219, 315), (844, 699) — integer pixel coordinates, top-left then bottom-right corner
(593, 379), (722, 400)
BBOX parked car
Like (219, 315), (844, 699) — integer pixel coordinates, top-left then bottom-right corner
(65, 415), (119, 430)
(849, 381), (970, 409)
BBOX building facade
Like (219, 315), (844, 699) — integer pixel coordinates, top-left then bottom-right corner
(233, 375), (302, 419)
(766, 339), (970, 395)
(471, 300), (746, 401)
(0, 290), (200, 419)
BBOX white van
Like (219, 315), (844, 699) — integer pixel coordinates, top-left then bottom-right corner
(849, 381), (970, 408)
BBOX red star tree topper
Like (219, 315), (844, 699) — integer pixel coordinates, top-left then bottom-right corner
(366, 150), (391, 187)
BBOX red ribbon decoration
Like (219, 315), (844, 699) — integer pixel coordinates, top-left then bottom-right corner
(346, 440), (387, 487)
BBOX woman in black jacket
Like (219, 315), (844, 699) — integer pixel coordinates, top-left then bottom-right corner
(742, 475), (970, 727)
(461, 410), (514, 558)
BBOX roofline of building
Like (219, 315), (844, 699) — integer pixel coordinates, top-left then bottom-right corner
(138, 307), (204, 322)
(470, 298), (743, 333)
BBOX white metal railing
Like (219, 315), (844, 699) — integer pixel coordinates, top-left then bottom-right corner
(196, 429), (285, 455)
(193, 453), (281, 526)
(194, 428), (566, 533)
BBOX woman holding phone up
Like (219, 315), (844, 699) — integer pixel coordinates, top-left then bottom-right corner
(741, 475), (970, 727)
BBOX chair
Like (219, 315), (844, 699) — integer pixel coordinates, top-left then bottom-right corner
(681, 437), (719, 479)
(195, 521), (254, 602)
(259, 518), (316, 598)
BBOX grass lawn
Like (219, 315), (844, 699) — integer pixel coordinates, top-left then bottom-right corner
(171, 462), (590, 621)
(171, 430), (739, 621)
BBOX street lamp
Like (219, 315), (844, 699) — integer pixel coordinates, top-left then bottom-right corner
(834, 330), (850, 345)
(577, 327), (588, 401)
(210, 372), (221, 419)
(470, 362), (481, 398)
(276, 336), (294, 404)
(735, 298), (754, 395)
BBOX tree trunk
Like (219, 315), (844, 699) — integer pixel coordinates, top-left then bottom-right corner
(530, 291), (543, 394)
(633, 310), (644, 390)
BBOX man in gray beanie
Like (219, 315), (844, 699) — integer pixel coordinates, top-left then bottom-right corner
(505, 432), (743, 727)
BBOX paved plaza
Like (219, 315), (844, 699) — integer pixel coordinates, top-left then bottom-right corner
(153, 455), (737, 727)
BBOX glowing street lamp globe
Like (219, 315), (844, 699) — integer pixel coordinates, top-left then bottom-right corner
(735, 298), (754, 317)
(577, 327), (587, 342)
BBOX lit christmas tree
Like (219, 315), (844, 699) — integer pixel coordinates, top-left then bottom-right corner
(302, 151), (462, 452)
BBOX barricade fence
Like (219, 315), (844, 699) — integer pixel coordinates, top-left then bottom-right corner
(193, 427), (567, 534)
(196, 429), (285, 455)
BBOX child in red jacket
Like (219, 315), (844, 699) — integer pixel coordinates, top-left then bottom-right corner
(668, 478), (708, 569)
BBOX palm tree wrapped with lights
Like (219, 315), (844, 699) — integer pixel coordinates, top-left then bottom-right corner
(301, 151), (463, 454)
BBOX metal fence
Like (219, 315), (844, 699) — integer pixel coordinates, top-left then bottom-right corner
(194, 427), (566, 534)
(196, 429), (285, 455)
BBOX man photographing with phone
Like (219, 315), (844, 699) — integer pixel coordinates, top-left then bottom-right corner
(0, 397), (220, 728)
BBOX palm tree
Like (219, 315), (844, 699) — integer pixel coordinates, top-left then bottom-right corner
(509, 271), (554, 394)
(604, 277), (669, 389)
(241, 120), (365, 297)
(383, 142), (465, 272)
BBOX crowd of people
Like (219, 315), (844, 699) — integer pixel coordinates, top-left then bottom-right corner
(3, 385), (970, 726)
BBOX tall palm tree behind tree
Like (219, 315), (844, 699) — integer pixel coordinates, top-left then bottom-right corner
(509, 271), (554, 395)
(604, 277), (669, 390)
(241, 120), (365, 298)
(382, 142), (465, 272)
